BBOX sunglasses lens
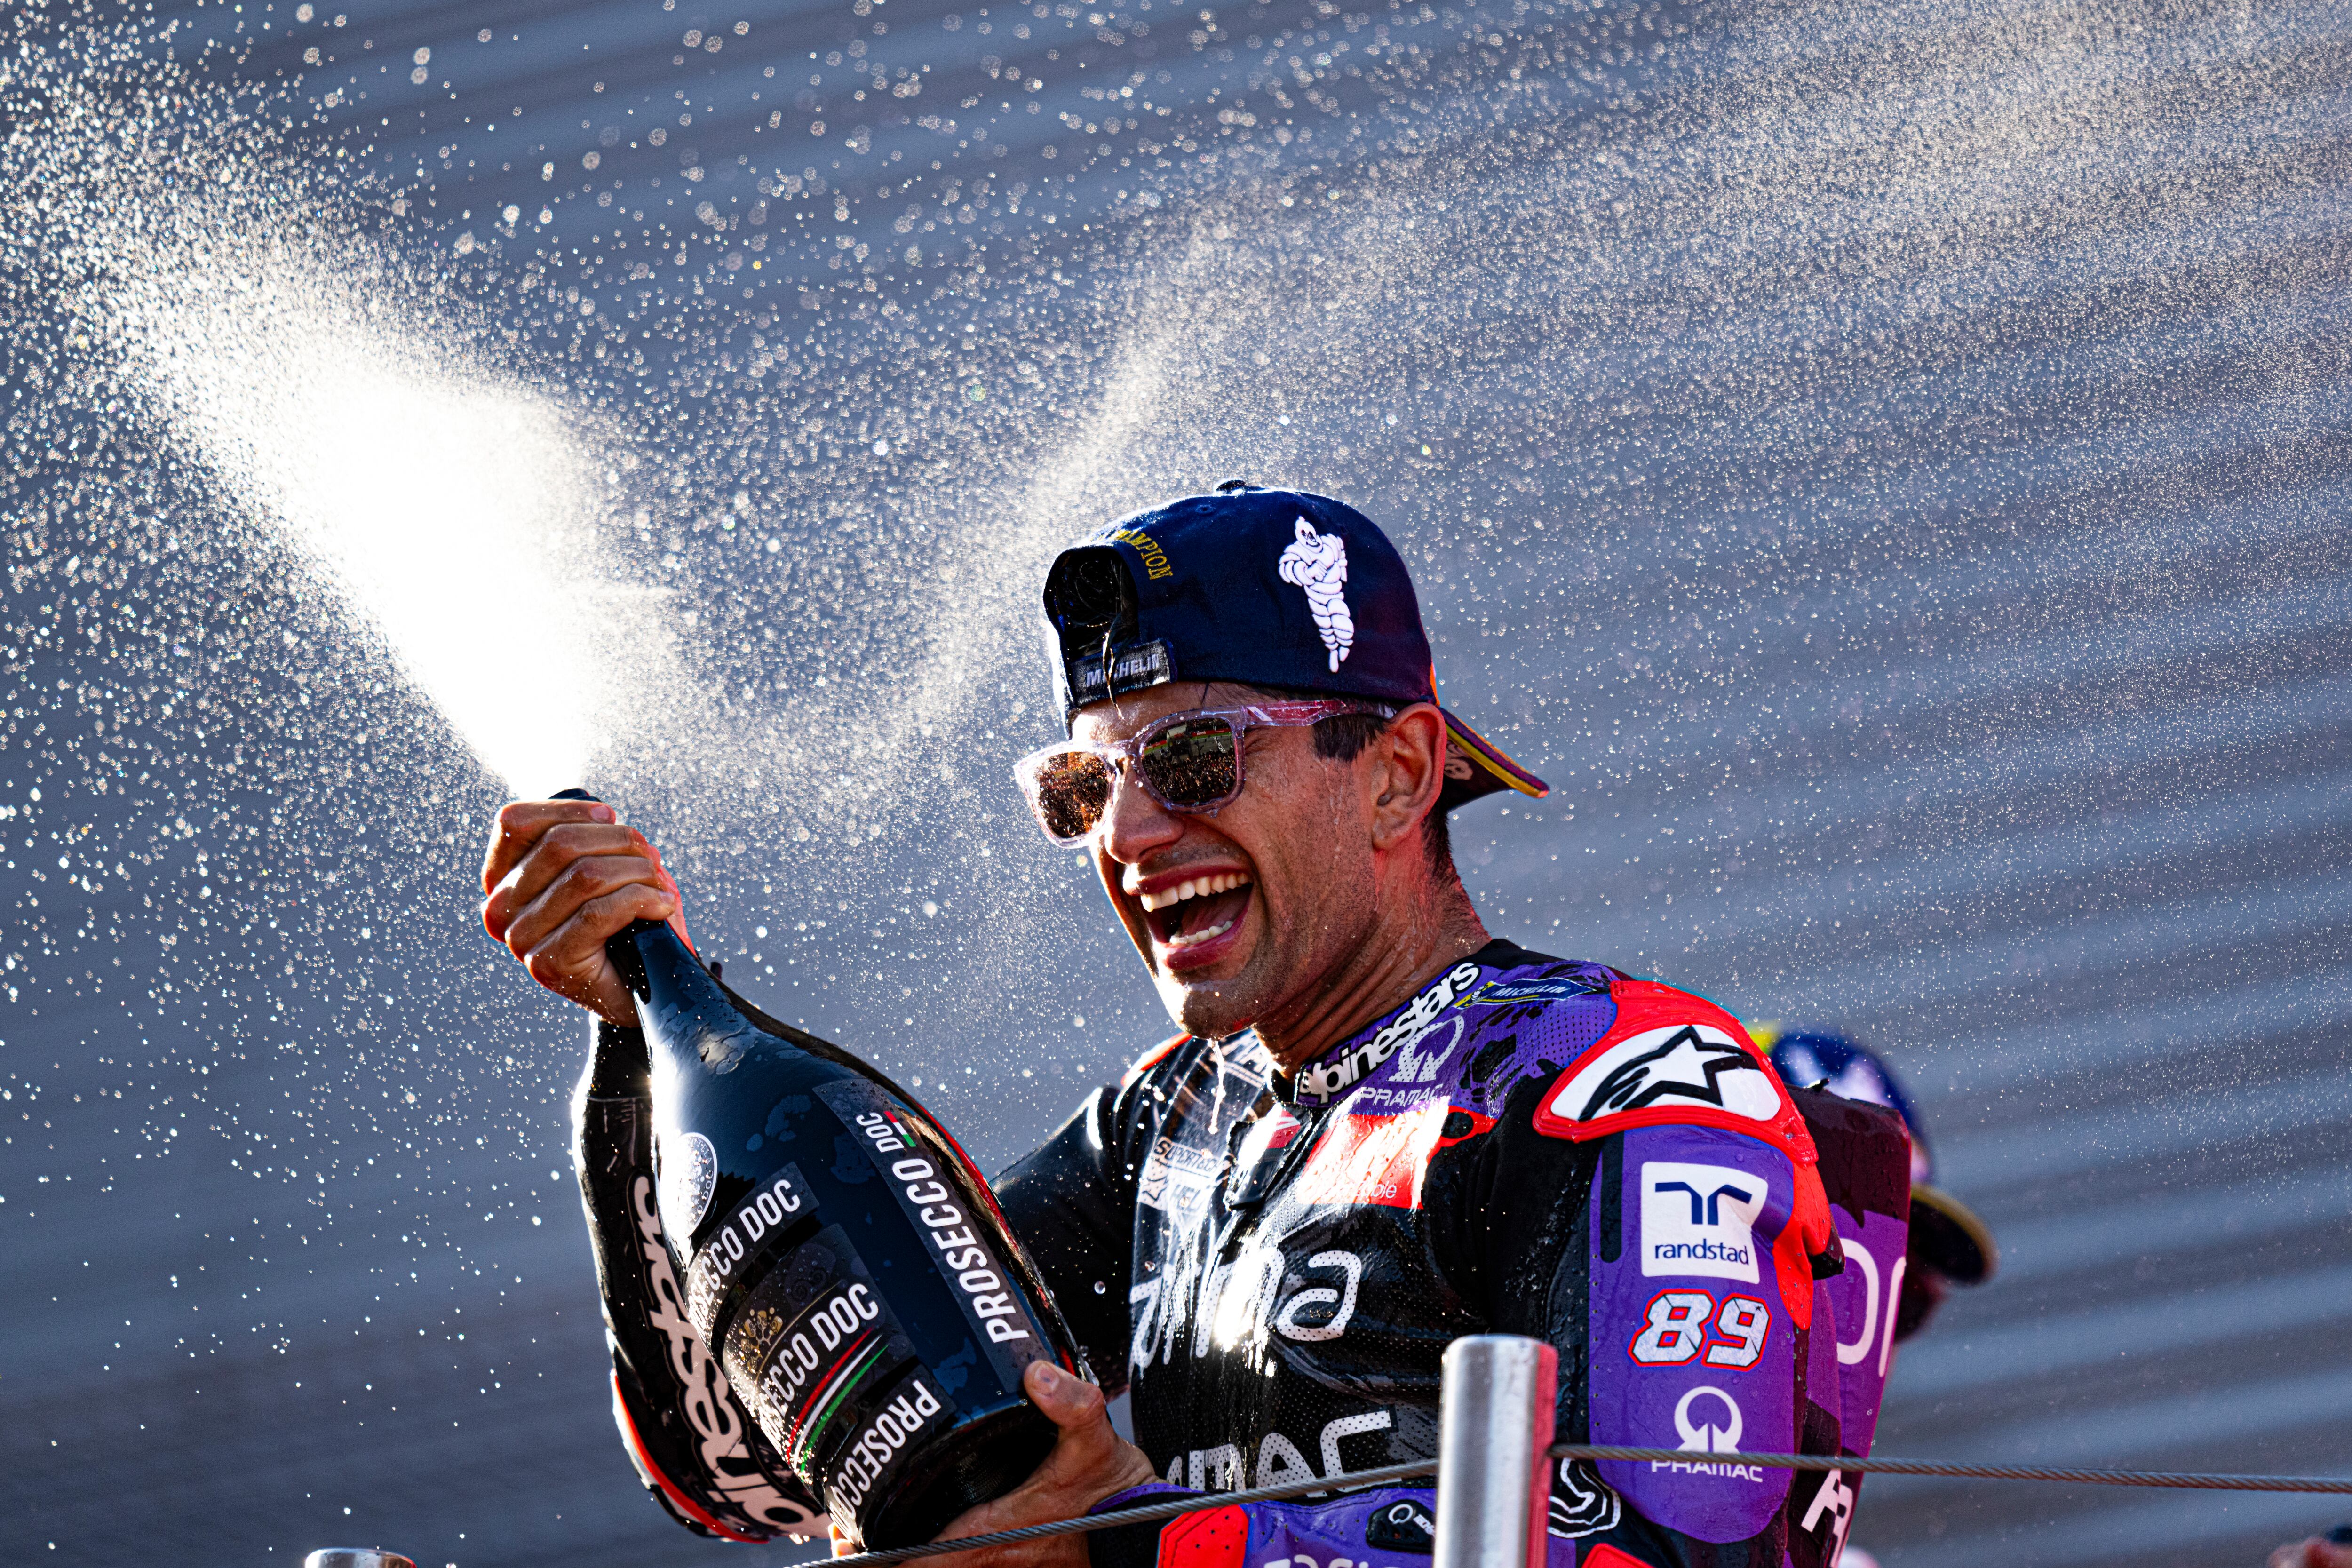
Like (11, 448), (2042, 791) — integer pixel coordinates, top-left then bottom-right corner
(1024, 751), (1115, 842)
(1139, 717), (1240, 808)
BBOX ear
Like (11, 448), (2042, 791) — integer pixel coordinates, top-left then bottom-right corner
(1367, 705), (1447, 857)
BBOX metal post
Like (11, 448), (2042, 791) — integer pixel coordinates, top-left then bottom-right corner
(303, 1552), (415, 1568)
(1433, 1334), (1557, 1568)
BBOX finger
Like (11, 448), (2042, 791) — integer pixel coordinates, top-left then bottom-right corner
(483, 821), (660, 938)
(484, 822), (644, 941)
(494, 832), (673, 959)
(495, 844), (675, 960)
(922, 1367), (1151, 1565)
(924, 1368), (1105, 1545)
(487, 839), (664, 950)
(1025, 1361), (1106, 1433)
(480, 799), (615, 894)
(521, 881), (676, 982)
(1020, 1363), (1144, 1497)
(523, 883), (677, 1021)
(829, 1521), (854, 1558)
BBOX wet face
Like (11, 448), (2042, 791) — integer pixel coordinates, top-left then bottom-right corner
(1071, 682), (1383, 1042)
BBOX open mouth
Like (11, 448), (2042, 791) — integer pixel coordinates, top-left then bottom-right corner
(1138, 871), (1254, 954)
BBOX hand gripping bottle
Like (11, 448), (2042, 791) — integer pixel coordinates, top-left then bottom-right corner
(604, 912), (1084, 1549)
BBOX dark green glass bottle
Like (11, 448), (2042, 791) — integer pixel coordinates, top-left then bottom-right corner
(604, 913), (1082, 1549)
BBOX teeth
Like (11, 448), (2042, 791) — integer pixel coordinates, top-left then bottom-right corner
(1137, 871), (1252, 913)
(1164, 914), (1239, 949)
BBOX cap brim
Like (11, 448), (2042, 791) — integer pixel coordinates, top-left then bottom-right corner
(1909, 1183), (1998, 1286)
(1438, 709), (1549, 812)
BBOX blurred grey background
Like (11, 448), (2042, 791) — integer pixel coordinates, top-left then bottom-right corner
(2, 0), (2347, 1564)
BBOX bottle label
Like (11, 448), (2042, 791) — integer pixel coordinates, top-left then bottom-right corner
(816, 1080), (1059, 1385)
(722, 1222), (937, 1491)
(684, 1164), (817, 1343)
(823, 1366), (957, 1523)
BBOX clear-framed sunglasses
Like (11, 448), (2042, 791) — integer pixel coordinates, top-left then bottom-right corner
(1010, 700), (1393, 845)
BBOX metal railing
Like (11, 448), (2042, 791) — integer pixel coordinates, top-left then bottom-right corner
(1434, 1334), (1557, 1568)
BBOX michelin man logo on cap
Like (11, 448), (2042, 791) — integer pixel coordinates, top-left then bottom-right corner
(1277, 517), (1354, 671)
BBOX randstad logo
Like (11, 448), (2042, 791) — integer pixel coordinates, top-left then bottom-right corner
(1653, 1237), (1750, 1266)
(1640, 1160), (1766, 1283)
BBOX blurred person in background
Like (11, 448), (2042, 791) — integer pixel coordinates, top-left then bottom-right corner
(1748, 1026), (1999, 1568)
(2267, 1527), (2352, 1567)
(1750, 1026), (2000, 1340)
(485, 484), (1921, 1567)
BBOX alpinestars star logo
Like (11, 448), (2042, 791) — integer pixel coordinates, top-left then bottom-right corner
(1581, 1027), (1755, 1118)
(1547, 1022), (1781, 1127)
(1277, 517), (1354, 671)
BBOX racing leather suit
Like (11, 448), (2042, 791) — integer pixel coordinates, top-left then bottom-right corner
(995, 941), (1912, 1568)
(571, 939), (1912, 1566)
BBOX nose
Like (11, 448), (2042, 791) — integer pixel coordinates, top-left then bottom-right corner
(1096, 757), (1184, 868)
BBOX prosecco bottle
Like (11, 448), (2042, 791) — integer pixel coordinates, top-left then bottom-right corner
(603, 912), (1085, 1549)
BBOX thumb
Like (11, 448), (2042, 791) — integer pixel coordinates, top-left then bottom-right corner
(1023, 1361), (1131, 1491)
(1023, 1359), (1104, 1434)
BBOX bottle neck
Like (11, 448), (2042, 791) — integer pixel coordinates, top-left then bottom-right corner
(604, 915), (672, 1008)
(583, 1018), (650, 1098)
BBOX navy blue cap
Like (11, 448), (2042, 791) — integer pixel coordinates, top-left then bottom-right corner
(1754, 1024), (1998, 1287)
(1039, 483), (1546, 810)
(1756, 1027), (1931, 1174)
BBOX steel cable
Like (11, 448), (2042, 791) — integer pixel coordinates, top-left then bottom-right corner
(820, 1447), (2352, 1566)
(1551, 1444), (2352, 1494)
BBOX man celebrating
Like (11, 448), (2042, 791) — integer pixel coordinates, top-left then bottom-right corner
(482, 484), (1912, 1567)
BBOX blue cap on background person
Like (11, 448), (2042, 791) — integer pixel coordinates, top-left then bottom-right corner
(1759, 1027), (1938, 1186)
(1038, 481), (1548, 812)
(1750, 1022), (1999, 1337)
